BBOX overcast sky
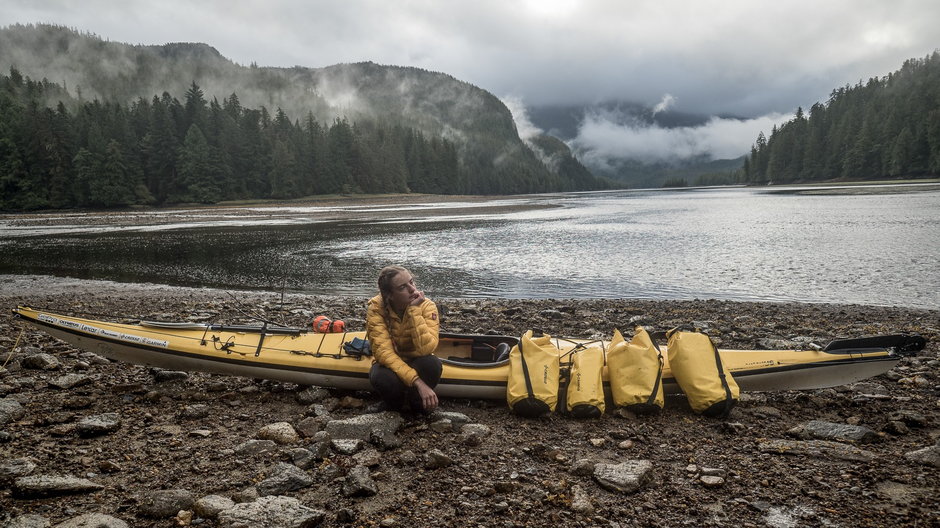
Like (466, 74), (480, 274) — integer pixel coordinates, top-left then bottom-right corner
(3, 0), (938, 162)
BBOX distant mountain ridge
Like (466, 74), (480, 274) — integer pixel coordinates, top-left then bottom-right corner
(0, 23), (609, 196)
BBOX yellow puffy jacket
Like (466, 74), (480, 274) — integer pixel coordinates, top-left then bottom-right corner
(366, 294), (440, 386)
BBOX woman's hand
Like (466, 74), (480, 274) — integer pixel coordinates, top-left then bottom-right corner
(409, 290), (426, 306)
(413, 378), (439, 412)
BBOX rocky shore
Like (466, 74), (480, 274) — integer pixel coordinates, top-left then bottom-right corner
(1, 279), (938, 527)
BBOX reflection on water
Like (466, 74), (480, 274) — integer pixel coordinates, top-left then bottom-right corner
(1, 186), (938, 309)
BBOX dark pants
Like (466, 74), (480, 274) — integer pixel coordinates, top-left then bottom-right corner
(369, 355), (442, 412)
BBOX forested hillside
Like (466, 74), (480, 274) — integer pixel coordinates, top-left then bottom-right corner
(0, 24), (608, 210)
(743, 51), (940, 183)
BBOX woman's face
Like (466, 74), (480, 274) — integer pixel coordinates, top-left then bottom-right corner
(387, 271), (418, 309)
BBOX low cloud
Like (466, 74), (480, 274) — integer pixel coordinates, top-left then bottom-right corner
(571, 110), (792, 167)
(651, 93), (676, 116)
(501, 95), (543, 141)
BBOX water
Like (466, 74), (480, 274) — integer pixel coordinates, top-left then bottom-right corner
(1, 185), (938, 309)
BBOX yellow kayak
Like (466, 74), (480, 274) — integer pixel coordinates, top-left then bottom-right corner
(11, 306), (921, 399)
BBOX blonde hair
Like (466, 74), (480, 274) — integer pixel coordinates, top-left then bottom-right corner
(377, 265), (409, 306)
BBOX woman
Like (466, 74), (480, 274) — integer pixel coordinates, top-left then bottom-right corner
(366, 266), (441, 413)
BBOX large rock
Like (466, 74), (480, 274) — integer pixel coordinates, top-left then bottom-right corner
(257, 422), (300, 445)
(0, 457), (37, 483)
(759, 439), (876, 462)
(788, 420), (879, 443)
(325, 412), (403, 442)
(235, 439), (278, 456)
(256, 464), (314, 496)
(593, 460), (653, 494)
(76, 413), (121, 437)
(12, 475), (104, 498)
(904, 443), (940, 468)
(0, 397), (26, 425)
(53, 513), (130, 528)
(217, 495), (325, 528)
(20, 353), (60, 370)
(137, 489), (195, 518)
(48, 374), (94, 390)
(341, 466), (378, 497)
(5, 514), (50, 528)
(194, 495), (237, 518)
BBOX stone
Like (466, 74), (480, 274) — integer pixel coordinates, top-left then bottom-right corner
(152, 369), (189, 382)
(53, 513), (130, 528)
(138, 489), (195, 518)
(0, 397), (26, 425)
(429, 419), (454, 433)
(589, 438), (605, 447)
(76, 413), (121, 437)
(757, 338), (797, 350)
(217, 495), (326, 527)
(257, 422), (300, 445)
(235, 439), (278, 456)
(325, 412), (403, 442)
(593, 460), (653, 494)
(332, 438), (364, 455)
(256, 464), (314, 496)
(48, 374), (93, 390)
(181, 404), (210, 419)
(342, 466), (378, 497)
(0, 457), (37, 483)
(430, 411), (471, 428)
(888, 410), (928, 427)
(569, 484), (594, 514)
(848, 382), (889, 395)
(194, 495), (237, 518)
(20, 353), (60, 370)
(788, 420), (879, 443)
(296, 387), (331, 405)
(12, 475), (105, 499)
(904, 444), (940, 468)
(295, 416), (321, 438)
(6, 514), (50, 528)
(700, 475), (725, 487)
(289, 448), (318, 470)
(460, 423), (491, 437)
(570, 458), (597, 477)
(424, 449), (453, 469)
(353, 448), (382, 468)
(758, 439), (876, 462)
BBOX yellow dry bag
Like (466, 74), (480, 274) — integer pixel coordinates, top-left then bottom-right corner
(666, 328), (739, 417)
(506, 330), (560, 417)
(607, 327), (664, 414)
(565, 345), (606, 418)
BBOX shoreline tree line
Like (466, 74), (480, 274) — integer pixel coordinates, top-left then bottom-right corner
(1, 71), (577, 211)
(741, 51), (940, 184)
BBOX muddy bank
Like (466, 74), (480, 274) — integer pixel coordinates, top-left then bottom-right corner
(1, 281), (938, 527)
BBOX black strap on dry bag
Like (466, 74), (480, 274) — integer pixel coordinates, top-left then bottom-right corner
(708, 338), (734, 418)
(647, 336), (665, 407)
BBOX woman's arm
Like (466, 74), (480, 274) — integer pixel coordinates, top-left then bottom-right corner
(408, 299), (440, 355)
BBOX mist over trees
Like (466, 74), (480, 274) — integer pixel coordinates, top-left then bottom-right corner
(0, 24), (609, 211)
(743, 52), (940, 183)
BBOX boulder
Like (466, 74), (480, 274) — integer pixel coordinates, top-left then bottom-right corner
(593, 460), (653, 494)
(341, 466), (378, 497)
(788, 420), (879, 443)
(0, 397), (26, 425)
(217, 495), (326, 527)
(257, 422), (300, 445)
(137, 489), (195, 519)
(194, 495), (236, 519)
(12, 475), (104, 499)
(0, 457), (37, 483)
(759, 439), (876, 462)
(256, 464), (314, 496)
(904, 443), (940, 468)
(76, 413), (121, 437)
(325, 412), (403, 442)
(20, 353), (60, 370)
(5, 514), (50, 528)
(53, 513), (130, 528)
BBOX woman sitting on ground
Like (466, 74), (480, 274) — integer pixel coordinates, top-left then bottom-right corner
(366, 265), (441, 413)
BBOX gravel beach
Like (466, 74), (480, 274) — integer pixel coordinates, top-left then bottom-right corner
(1, 276), (938, 527)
